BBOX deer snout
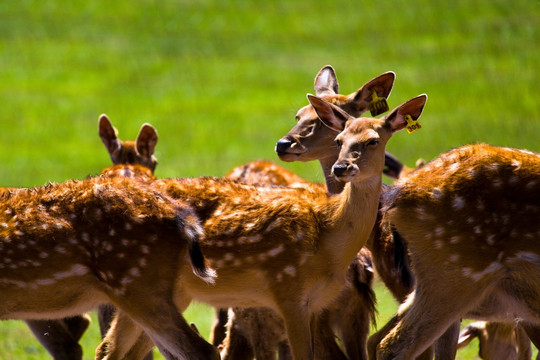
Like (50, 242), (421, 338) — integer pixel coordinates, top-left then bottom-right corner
(275, 137), (307, 161)
(332, 162), (359, 181)
(275, 138), (293, 153)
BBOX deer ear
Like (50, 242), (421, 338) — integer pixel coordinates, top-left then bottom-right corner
(136, 123), (158, 157)
(98, 114), (122, 157)
(350, 71), (396, 115)
(384, 94), (427, 133)
(307, 94), (352, 132)
(314, 65), (339, 96)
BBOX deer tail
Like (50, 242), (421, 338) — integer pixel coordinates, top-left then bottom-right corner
(177, 209), (217, 284)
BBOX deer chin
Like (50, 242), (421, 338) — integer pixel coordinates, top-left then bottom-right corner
(276, 151), (304, 162)
(333, 170), (360, 183)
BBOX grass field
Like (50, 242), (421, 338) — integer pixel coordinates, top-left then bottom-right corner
(0, 0), (538, 358)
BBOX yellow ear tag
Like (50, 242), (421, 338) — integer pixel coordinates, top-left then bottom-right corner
(369, 90), (389, 116)
(405, 114), (421, 134)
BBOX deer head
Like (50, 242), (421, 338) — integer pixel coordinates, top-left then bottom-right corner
(98, 114), (158, 172)
(276, 66), (395, 164)
(306, 93), (428, 183)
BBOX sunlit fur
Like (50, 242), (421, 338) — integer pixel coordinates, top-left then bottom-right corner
(373, 144), (540, 359)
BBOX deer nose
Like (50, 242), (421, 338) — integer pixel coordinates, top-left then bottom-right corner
(275, 138), (293, 153)
(332, 164), (348, 177)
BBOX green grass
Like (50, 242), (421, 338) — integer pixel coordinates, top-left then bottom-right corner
(0, 0), (538, 358)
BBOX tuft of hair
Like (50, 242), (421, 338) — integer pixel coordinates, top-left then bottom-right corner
(391, 228), (414, 292)
(350, 253), (378, 327)
(380, 185), (402, 213)
(383, 152), (405, 179)
(176, 210), (217, 284)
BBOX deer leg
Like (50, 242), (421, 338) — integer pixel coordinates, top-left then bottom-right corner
(114, 294), (219, 360)
(279, 304), (313, 360)
(63, 314), (92, 342)
(209, 308), (229, 347)
(96, 310), (145, 360)
(97, 304), (154, 360)
(433, 321), (460, 360)
(312, 311), (348, 360)
(27, 319), (84, 360)
(220, 309), (255, 360)
(376, 287), (478, 360)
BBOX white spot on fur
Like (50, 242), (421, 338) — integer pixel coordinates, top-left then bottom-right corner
(433, 240), (442, 249)
(223, 253), (234, 261)
(449, 254), (460, 262)
(129, 267), (141, 277)
(434, 226), (444, 237)
(462, 267), (472, 277)
(453, 196), (465, 210)
(125, 223), (133, 231)
(268, 244), (285, 257)
(54, 264), (88, 280)
(471, 262), (502, 281)
(283, 265), (296, 277)
(449, 236), (460, 244)
(431, 188), (443, 200)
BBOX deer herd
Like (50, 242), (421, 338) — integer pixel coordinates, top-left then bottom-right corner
(0, 66), (538, 360)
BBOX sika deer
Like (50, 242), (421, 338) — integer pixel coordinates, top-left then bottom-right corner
(0, 175), (218, 360)
(96, 93), (427, 360)
(219, 160), (375, 360)
(276, 65), (415, 303)
(20, 115), (160, 360)
(369, 143), (540, 359)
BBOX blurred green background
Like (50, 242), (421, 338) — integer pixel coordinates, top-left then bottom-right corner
(0, 0), (538, 359)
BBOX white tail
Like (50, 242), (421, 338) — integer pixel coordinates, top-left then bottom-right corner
(370, 144), (540, 359)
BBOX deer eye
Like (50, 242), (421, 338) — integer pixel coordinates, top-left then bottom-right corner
(335, 139), (342, 149)
(367, 139), (380, 147)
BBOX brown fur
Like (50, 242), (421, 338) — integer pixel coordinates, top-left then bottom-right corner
(371, 144), (540, 359)
(96, 93), (425, 360)
(0, 175), (218, 359)
(219, 159), (375, 360)
(22, 115), (159, 360)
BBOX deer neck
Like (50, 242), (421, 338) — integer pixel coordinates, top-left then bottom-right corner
(324, 174), (382, 270)
(318, 155), (344, 195)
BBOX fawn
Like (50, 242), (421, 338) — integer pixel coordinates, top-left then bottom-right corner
(276, 65), (416, 302)
(368, 143), (540, 359)
(0, 175), (218, 359)
(214, 67), (397, 360)
(219, 160), (376, 360)
(21, 114), (160, 360)
(17, 115), (159, 360)
(96, 92), (428, 360)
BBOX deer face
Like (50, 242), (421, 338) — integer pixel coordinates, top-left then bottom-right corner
(332, 118), (390, 182)
(307, 94), (428, 183)
(276, 103), (341, 162)
(276, 67), (395, 163)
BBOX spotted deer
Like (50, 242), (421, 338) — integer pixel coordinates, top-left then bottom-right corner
(18, 115), (160, 360)
(218, 160), (376, 360)
(95, 93), (428, 360)
(276, 65), (416, 303)
(0, 175), (218, 360)
(367, 143), (540, 359)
